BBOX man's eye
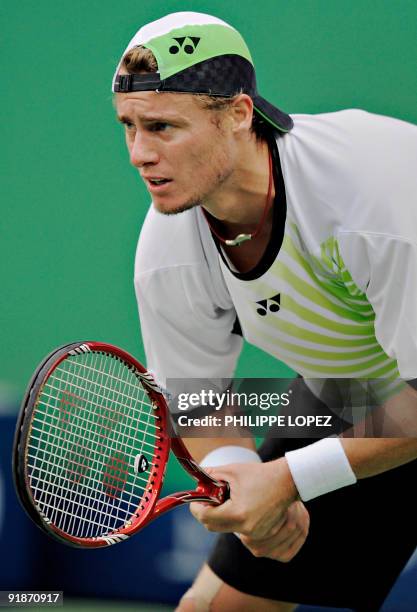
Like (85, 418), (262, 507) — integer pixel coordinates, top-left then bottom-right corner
(124, 122), (135, 131)
(149, 122), (170, 132)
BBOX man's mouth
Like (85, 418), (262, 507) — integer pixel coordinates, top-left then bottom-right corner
(142, 175), (172, 184)
(148, 178), (171, 185)
(143, 177), (173, 192)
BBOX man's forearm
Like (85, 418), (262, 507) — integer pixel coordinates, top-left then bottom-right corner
(340, 437), (417, 479)
(340, 382), (417, 478)
(284, 382), (417, 502)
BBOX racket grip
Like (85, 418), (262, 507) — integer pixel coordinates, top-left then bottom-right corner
(196, 478), (230, 504)
(221, 480), (230, 503)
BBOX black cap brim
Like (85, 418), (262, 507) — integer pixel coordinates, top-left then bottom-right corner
(253, 94), (293, 132)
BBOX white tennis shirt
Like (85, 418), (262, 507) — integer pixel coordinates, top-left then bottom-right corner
(134, 109), (417, 395)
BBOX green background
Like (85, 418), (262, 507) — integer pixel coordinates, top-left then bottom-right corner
(2, 0), (417, 402)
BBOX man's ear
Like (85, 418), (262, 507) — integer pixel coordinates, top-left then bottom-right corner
(229, 93), (254, 134)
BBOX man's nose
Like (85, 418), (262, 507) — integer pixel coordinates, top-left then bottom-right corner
(129, 131), (159, 167)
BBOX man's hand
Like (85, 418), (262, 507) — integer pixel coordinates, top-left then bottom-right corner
(190, 458), (310, 561)
(239, 500), (309, 562)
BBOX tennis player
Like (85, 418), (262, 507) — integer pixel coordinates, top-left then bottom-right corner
(112, 12), (417, 611)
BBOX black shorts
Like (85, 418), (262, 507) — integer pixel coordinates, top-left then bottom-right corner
(208, 379), (417, 611)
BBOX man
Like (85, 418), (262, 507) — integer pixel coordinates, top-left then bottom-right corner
(112, 12), (417, 611)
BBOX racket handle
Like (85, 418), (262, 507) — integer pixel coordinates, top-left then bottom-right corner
(196, 478), (230, 505)
(220, 480), (230, 503)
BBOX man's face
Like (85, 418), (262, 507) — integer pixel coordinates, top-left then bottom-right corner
(115, 90), (235, 214)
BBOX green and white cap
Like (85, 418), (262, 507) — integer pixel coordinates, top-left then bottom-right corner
(112, 12), (293, 133)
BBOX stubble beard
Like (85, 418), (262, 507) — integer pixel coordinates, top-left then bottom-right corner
(156, 152), (233, 217)
(158, 198), (201, 216)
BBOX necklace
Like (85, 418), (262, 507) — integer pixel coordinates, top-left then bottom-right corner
(202, 149), (273, 247)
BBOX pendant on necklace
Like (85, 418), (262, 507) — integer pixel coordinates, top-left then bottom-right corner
(224, 233), (252, 247)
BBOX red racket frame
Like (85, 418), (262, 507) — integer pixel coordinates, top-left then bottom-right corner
(14, 341), (229, 548)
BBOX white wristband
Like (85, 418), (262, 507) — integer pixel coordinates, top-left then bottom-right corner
(200, 445), (261, 467)
(285, 438), (357, 502)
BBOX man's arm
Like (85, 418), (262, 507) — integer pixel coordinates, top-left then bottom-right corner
(183, 402), (310, 565)
(190, 383), (417, 563)
(341, 382), (417, 479)
(341, 438), (417, 479)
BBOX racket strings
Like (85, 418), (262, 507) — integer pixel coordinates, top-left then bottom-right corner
(30, 352), (122, 536)
(72, 352), (155, 536)
(38, 387), (160, 441)
(28, 435), (152, 490)
(27, 351), (162, 539)
(65, 352), (138, 537)
(32, 414), (159, 454)
(33, 353), (155, 537)
(44, 365), (162, 428)
(32, 351), (122, 535)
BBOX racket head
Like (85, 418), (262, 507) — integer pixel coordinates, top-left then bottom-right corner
(13, 341), (170, 548)
(13, 342), (87, 531)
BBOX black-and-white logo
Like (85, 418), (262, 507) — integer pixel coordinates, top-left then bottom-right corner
(256, 293), (281, 317)
(134, 453), (149, 474)
(169, 37), (201, 55)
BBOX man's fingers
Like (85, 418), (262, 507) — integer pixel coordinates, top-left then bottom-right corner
(191, 500), (286, 535)
(240, 522), (297, 554)
(242, 523), (306, 561)
(189, 501), (219, 521)
(274, 531), (308, 562)
(189, 499), (239, 532)
(240, 503), (310, 561)
(290, 500), (310, 536)
(203, 464), (237, 483)
(268, 513), (289, 536)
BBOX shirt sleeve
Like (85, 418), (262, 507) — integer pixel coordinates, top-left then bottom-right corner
(136, 264), (242, 383)
(133, 206), (243, 409)
(338, 232), (417, 379)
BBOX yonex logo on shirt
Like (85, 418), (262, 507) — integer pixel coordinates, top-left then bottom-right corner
(256, 294), (281, 317)
(169, 37), (201, 55)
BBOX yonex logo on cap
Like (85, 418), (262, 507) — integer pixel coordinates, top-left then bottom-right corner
(169, 36), (201, 55)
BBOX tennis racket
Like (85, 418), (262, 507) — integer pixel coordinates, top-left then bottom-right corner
(13, 341), (229, 548)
